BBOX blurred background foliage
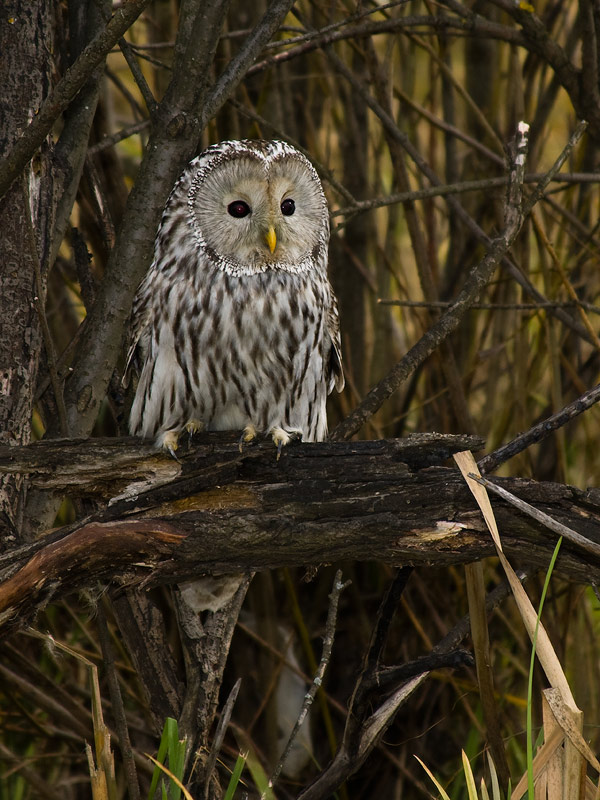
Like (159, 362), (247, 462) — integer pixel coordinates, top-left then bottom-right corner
(2, 0), (600, 797)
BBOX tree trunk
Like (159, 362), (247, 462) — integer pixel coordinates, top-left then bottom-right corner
(0, 0), (57, 543)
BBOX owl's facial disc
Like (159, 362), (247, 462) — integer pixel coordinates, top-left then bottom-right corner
(192, 155), (326, 272)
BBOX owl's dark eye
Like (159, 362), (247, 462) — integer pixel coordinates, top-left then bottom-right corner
(281, 198), (295, 216)
(227, 200), (251, 218)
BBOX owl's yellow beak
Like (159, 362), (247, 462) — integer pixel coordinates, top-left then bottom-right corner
(266, 226), (277, 254)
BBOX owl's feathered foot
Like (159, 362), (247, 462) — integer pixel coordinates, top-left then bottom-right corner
(160, 429), (181, 462)
(238, 424), (302, 459)
(271, 427), (302, 460)
(185, 419), (204, 446)
(157, 420), (204, 458)
(239, 423), (258, 453)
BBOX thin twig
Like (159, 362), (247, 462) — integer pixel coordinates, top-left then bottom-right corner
(87, 120), (151, 156)
(392, 84), (505, 167)
(105, 67), (146, 121)
(297, 572), (531, 800)
(531, 210), (600, 351)
(203, 678), (241, 800)
(22, 178), (69, 437)
(97, 603), (140, 800)
(478, 382), (600, 473)
(118, 38), (158, 116)
(331, 173), (600, 221)
(266, 570), (350, 794)
(124, 42), (173, 72)
(468, 473), (600, 560)
(371, 650), (474, 690)
(378, 299), (600, 313)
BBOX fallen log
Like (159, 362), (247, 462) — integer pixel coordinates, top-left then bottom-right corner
(1, 432), (599, 634)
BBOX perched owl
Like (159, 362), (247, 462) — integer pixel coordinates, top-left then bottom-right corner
(126, 139), (344, 456)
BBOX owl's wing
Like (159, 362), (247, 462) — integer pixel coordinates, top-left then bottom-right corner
(122, 270), (154, 387)
(326, 289), (345, 394)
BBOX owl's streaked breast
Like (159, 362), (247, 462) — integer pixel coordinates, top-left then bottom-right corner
(127, 139), (343, 450)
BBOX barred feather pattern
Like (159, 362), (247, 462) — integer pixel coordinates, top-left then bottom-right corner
(127, 140), (343, 449)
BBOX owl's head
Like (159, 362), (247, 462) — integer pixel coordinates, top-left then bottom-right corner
(186, 140), (329, 276)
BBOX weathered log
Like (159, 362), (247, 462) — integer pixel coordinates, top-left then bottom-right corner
(1, 432), (599, 634)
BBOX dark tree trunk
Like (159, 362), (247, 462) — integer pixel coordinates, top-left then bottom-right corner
(0, 0), (57, 542)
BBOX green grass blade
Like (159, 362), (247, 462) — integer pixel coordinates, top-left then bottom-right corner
(224, 751), (248, 800)
(148, 717), (180, 800)
(245, 745), (276, 800)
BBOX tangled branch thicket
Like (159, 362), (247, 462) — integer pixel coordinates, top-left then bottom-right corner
(2, 1), (600, 798)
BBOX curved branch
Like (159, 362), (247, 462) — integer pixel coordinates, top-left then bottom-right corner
(247, 14), (527, 76)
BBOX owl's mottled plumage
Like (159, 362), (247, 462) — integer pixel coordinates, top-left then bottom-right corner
(126, 139), (344, 452)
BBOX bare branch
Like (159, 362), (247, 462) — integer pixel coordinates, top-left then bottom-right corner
(247, 14), (527, 77)
(332, 173), (600, 222)
(118, 38), (158, 116)
(478, 382), (600, 474)
(470, 474), (600, 560)
(268, 570), (349, 793)
(378, 299), (600, 313)
(330, 121), (587, 442)
(203, 678), (241, 800)
(0, 0), (152, 200)
(200, 0), (297, 127)
(87, 120), (151, 155)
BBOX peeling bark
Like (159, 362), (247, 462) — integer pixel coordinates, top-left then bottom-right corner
(1, 433), (599, 635)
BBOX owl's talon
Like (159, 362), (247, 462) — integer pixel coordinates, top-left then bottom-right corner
(161, 430), (181, 461)
(167, 445), (181, 462)
(270, 427), (301, 460)
(239, 424), (258, 453)
(185, 419), (204, 447)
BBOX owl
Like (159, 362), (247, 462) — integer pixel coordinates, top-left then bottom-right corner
(126, 139), (344, 456)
